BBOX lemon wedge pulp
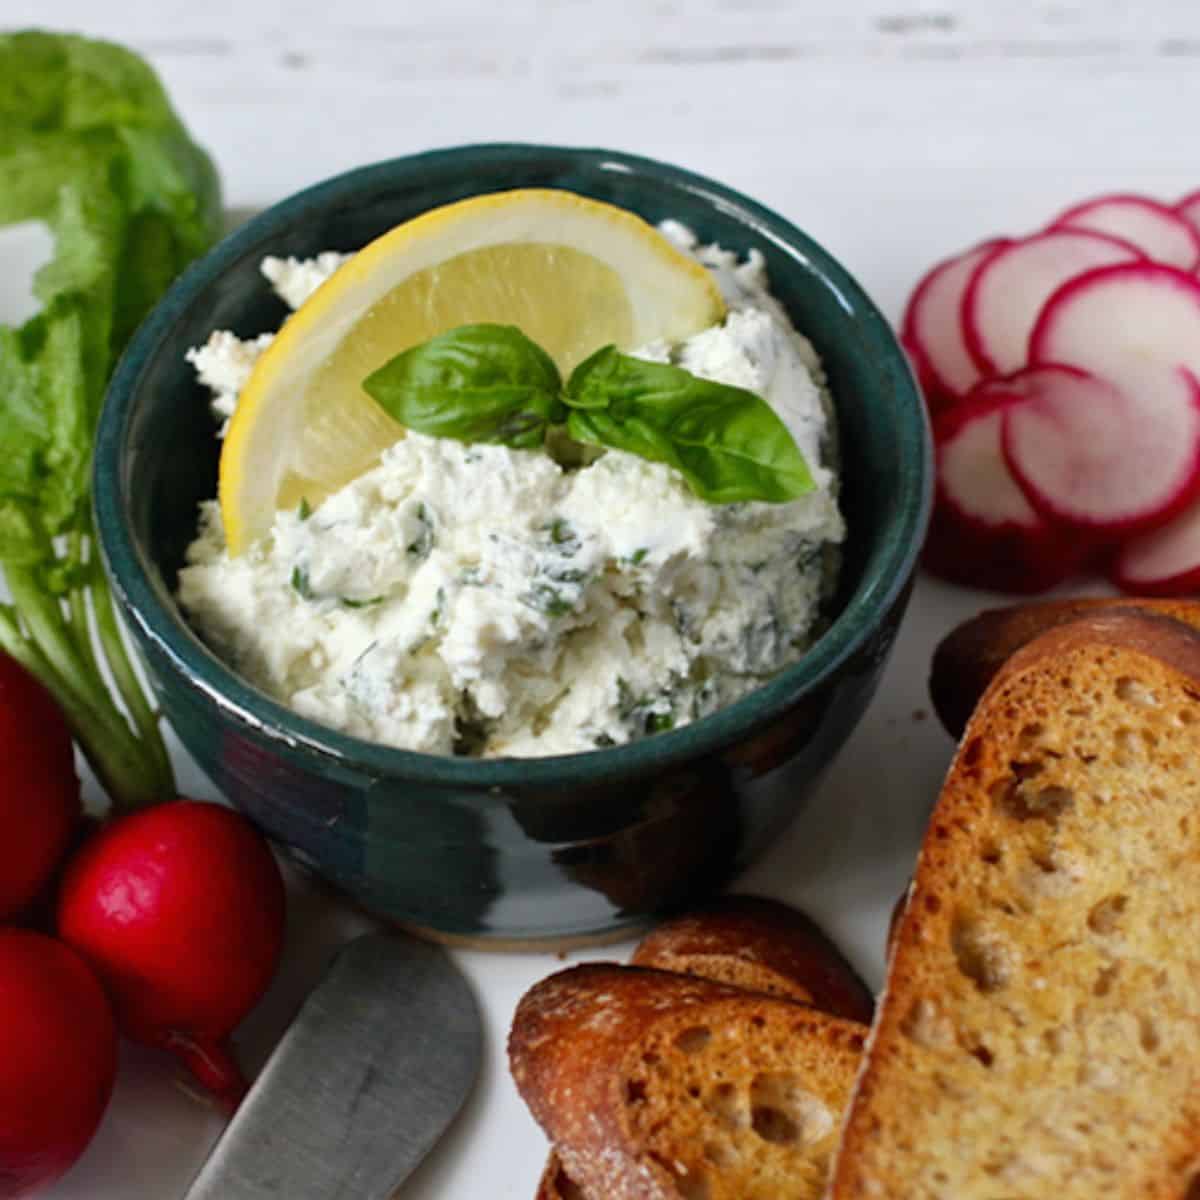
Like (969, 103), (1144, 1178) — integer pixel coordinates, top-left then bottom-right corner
(218, 189), (726, 554)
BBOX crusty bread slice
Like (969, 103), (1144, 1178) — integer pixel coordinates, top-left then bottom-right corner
(929, 597), (1200, 738)
(533, 895), (872, 1200)
(829, 609), (1200, 1199)
(535, 1156), (581, 1200)
(511, 964), (867, 1200)
(630, 895), (874, 1023)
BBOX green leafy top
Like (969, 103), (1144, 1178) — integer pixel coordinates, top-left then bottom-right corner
(0, 30), (221, 569)
(363, 324), (814, 505)
(0, 32), (222, 813)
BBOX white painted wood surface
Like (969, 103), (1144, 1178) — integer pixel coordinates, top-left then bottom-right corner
(3, 0), (1196, 1195)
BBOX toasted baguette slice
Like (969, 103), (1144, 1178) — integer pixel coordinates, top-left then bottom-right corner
(511, 964), (866, 1200)
(537, 896), (872, 1199)
(830, 609), (1200, 1199)
(631, 895), (874, 1024)
(929, 597), (1200, 738)
(536, 1157), (582, 1200)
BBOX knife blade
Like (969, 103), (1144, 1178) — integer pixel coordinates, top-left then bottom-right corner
(183, 932), (481, 1200)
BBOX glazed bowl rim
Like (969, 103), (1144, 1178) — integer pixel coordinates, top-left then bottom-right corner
(94, 141), (932, 789)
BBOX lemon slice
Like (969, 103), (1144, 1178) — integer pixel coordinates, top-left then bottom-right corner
(219, 188), (726, 554)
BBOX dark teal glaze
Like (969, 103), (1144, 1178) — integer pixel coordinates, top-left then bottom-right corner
(93, 144), (931, 942)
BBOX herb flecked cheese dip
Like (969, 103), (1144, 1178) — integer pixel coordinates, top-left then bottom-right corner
(177, 223), (844, 757)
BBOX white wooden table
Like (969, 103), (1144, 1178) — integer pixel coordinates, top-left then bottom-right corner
(5, 0), (1199, 1195)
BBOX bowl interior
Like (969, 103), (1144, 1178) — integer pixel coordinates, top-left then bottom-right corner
(97, 144), (929, 785)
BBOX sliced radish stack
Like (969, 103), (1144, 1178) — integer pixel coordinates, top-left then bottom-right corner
(901, 240), (1008, 412)
(1031, 261), (1200, 386)
(903, 189), (1200, 596)
(938, 388), (1037, 530)
(1114, 502), (1200, 594)
(961, 230), (1141, 376)
(1051, 194), (1200, 271)
(923, 384), (1087, 594)
(1003, 363), (1200, 535)
(1177, 190), (1200, 242)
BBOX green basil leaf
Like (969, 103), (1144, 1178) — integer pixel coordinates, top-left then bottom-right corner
(564, 346), (814, 503)
(566, 406), (679, 478)
(363, 324), (566, 449)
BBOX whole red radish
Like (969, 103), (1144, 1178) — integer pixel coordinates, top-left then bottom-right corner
(57, 799), (285, 1110)
(0, 930), (117, 1198)
(0, 654), (80, 921)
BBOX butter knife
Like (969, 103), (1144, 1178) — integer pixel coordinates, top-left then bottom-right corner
(183, 932), (481, 1199)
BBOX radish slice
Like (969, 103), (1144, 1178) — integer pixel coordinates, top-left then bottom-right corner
(962, 230), (1142, 376)
(923, 384), (1088, 594)
(902, 240), (1007, 412)
(1003, 363), (1200, 535)
(1051, 194), (1200, 271)
(1030, 261), (1200, 387)
(1113, 500), (1200, 594)
(938, 388), (1040, 531)
(1176, 190), (1200, 242)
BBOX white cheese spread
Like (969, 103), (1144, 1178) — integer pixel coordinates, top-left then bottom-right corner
(177, 232), (844, 758)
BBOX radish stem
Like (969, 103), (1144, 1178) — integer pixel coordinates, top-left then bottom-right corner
(1, 569), (166, 814)
(0, 30), (221, 821)
(90, 559), (174, 795)
(64, 529), (101, 680)
(166, 1033), (249, 1114)
(6, 568), (114, 723)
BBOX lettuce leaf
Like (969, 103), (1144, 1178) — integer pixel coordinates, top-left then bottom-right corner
(0, 30), (221, 562)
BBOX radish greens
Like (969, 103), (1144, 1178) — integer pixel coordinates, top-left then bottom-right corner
(0, 32), (221, 811)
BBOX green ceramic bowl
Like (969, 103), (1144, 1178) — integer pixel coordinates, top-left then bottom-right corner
(94, 144), (930, 943)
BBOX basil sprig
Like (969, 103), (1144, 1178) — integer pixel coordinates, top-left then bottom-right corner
(362, 324), (814, 504)
(362, 323), (565, 448)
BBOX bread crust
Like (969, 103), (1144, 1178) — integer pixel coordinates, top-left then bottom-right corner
(511, 963), (867, 1200)
(511, 965), (732, 1200)
(536, 1156), (582, 1200)
(929, 598), (1200, 738)
(831, 610), (1200, 1198)
(526, 897), (872, 1200)
(631, 895), (874, 1024)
